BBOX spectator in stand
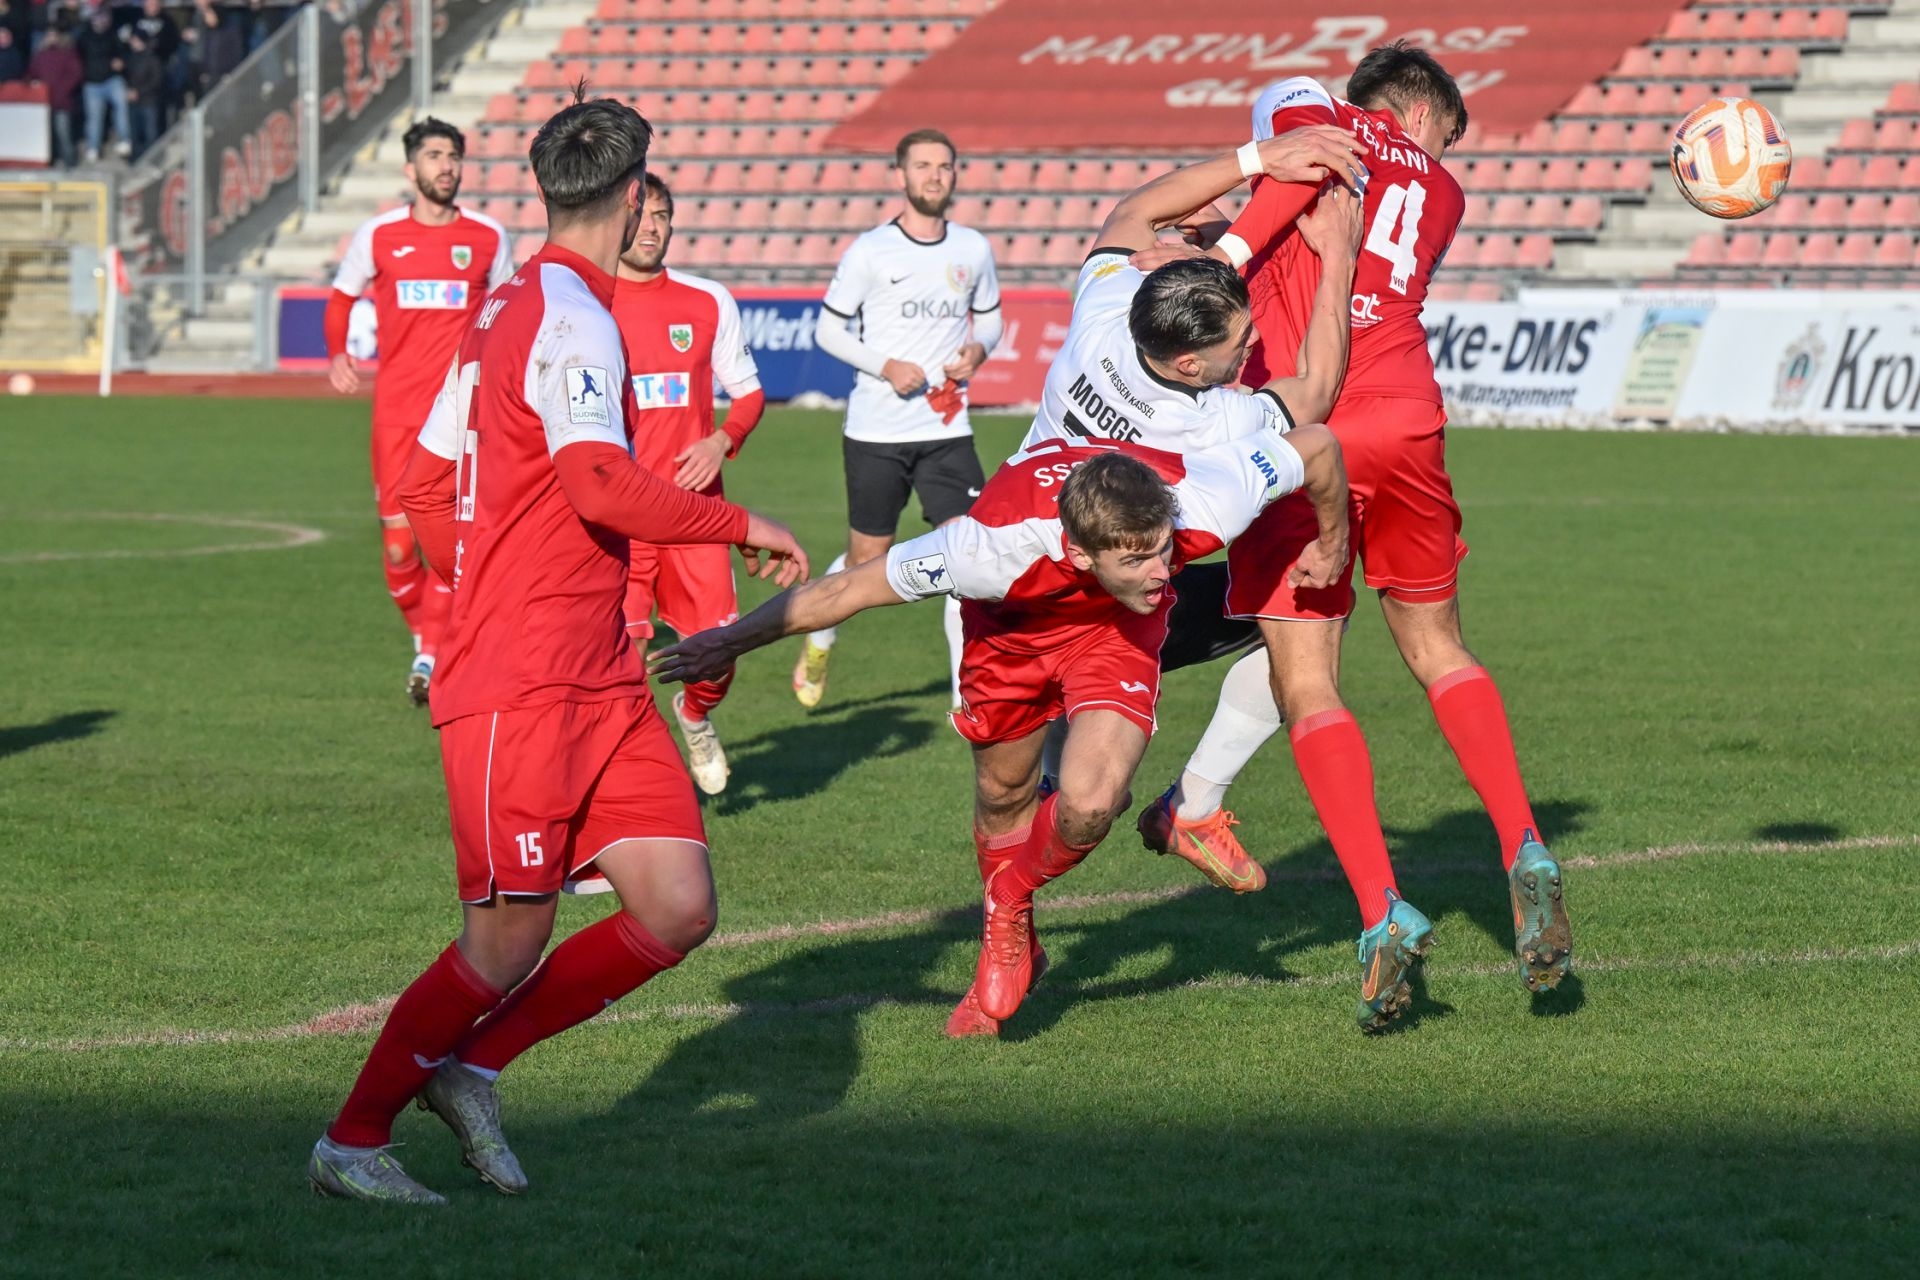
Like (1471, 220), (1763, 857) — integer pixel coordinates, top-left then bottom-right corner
(244, 0), (284, 54)
(123, 24), (162, 155)
(0, 0), (29, 57)
(129, 0), (181, 128)
(0, 26), (25, 82)
(28, 20), (81, 166)
(186, 0), (243, 100)
(77, 5), (130, 161)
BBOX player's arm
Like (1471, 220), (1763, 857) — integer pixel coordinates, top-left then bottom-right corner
(1093, 129), (1368, 257)
(816, 238), (925, 397)
(1280, 424), (1350, 589)
(650, 555), (912, 687)
(399, 357), (466, 581)
(943, 249), (1003, 384)
(1212, 81), (1353, 269)
(1258, 185), (1363, 426)
(326, 221), (376, 394)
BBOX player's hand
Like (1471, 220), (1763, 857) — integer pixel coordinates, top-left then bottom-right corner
(672, 430), (730, 490)
(942, 342), (988, 384)
(649, 628), (736, 686)
(1288, 532), (1350, 590)
(1296, 182), (1364, 263)
(1256, 125), (1369, 194)
(328, 352), (360, 395)
(881, 358), (928, 398)
(1175, 201), (1234, 249)
(1128, 241), (1207, 273)
(738, 511), (810, 588)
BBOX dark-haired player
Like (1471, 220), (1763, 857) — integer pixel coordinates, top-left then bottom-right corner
(654, 425), (1347, 1039)
(1152, 42), (1574, 1004)
(308, 96), (808, 1204)
(610, 172), (767, 795)
(326, 118), (515, 704)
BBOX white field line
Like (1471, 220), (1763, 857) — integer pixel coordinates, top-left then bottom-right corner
(3, 833), (1913, 1055)
(0, 512), (327, 563)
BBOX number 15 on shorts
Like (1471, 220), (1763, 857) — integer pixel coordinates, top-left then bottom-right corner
(516, 831), (545, 867)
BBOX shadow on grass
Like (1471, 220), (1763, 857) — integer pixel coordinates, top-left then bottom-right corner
(708, 695), (944, 815)
(1754, 820), (1845, 843)
(0, 709), (116, 761)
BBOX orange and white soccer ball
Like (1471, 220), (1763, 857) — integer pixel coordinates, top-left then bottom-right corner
(1670, 96), (1793, 218)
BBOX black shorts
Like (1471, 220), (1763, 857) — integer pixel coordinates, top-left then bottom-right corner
(843, 435), (985, 537)
(1161, 560), (1260, 674)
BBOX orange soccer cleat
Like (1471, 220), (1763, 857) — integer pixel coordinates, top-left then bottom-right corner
(1136, 786), (1267, 893)
(946, 934), (1048, 1038)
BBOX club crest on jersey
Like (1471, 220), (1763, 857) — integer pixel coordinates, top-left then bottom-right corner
(668, 323), (694, 353)
(631, 371), (691, 410)
(451, 245), (472, 270)
(945, 263), (970, 293)
(1091, 260), (1125, 281)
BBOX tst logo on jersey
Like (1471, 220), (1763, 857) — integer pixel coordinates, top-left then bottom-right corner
(631, 372), (690, 410)
(567, 366), (612, 427)
(396, 280), (468, 309)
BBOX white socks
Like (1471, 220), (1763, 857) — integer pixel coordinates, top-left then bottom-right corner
(807, 553), (848, 649)
(944, 594), (965, 706)
(1173, 648), (1285, 821)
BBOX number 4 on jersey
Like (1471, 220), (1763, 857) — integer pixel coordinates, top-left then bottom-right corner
(1365, 180), (1427, 295)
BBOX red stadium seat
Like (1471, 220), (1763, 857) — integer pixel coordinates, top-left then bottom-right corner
(1614, 46), (1656, 79)
(1887, 83), (1920, 116)
(1811, 9), (1849, 44)
(1806, 194), (1847, 228)
(1031, 160), (1073, 190)
(1837, 118), (1877, 152)
(1561, 84), (1605, 117)
(1683, 233), (1725, 267)
(1461, 194), (1492, 228)
(1541, 158), (1583, 191)
(1575, 158), (1619, 192)
(1701, 10), (1741, 41)
(1464, 281), (1504, 302)
(1490, 195), (1529, 230)
(1476, 234), (1516, 269)
(1763, 46), (1801, 81)
(1563, 196), (1605, 232)
(1822, 155), (1866, 189)
(1515, 235), (1554, 270)
(1863, 155), (1902, 189)
(1837, 232), (1877, 265)
(1899, 156), (1920, 188)
(1586, 121), (1628, 154)
(1723, 234), (1763, 266)
(1879, 118), (1919, 151)
(1791, 156), (1826, 190)
(1736, 10), (1776, 43)
(1664, 9), (1708, 41)
(1800, 232), (1841, 267)
(1846, 194), (1889, 228)
(1885, 193), (1920, 227)
(1760, 231), (1801, 268)
(983, 195), (1024, 228)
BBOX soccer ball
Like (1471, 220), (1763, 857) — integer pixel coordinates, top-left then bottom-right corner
(1669, 96), (1793, 218)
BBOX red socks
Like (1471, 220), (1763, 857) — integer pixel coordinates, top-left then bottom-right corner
(987, 793), (1097, 908)
(973, 822), (1030, 886)
(1289, 709), (1398, 929)
(328, 942), (504, 1149)
(418, 576), (453, 660)
(382, 528), (453, 658)
(1427, 666), (1538, 869)
(456, 913), (684, 1074)
(679, 666), (734, 722)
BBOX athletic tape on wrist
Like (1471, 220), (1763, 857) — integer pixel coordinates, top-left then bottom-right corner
(1236, 141), (1263, 180)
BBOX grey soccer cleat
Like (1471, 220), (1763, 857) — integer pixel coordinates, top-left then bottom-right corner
(307, 1135), (446, 1205)
(671, 690), (729, 796)
(416, 1058), (529, 1194)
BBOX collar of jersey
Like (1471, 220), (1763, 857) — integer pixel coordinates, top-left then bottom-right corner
(890, 216), (947, 246)
(615, 268), (673, 296)
(534, 242), (617, 308)
(1135, 347), (1201, 401)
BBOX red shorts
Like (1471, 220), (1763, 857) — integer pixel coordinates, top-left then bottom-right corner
(371, 418), (416, 522)
(951, 604), (1168, 746)
(1226, 395), (1467, 621)
(438, 696), (706, 903)
(624, 542), (739, 641)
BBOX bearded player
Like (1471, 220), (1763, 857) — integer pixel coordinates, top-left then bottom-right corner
(307, 95), (808, 1204)
(1148, 42), (1573, 1002)
(610, 172), (767, 795)
(327, 118), (515, 704)
(655, 423), (1348, 1039)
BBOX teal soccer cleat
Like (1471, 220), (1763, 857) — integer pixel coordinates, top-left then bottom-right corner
(1355, 890), (1434, 1033)
(1509, 830), (1572, 992)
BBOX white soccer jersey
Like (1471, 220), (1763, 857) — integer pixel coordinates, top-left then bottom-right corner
(823, 219), (1002, 444)
(882, 427), (1305, 610)
(1019, 249), (1293, 455)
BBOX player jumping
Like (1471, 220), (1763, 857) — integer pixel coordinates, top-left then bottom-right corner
(1149, 42), (1573, 1002)
(308, 95), (809, 1205)
(654, 426), (1347, 1039)
(611, 171), (768, 795)
(326, 118), (515, 705)
(802, 128), (1003, 713)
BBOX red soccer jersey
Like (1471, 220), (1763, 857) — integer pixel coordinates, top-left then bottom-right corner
(416, 245), (686, 725)
(332, 205), (514, 427)
(881, 429), (1306, 653)
(609, 269), (762, 496)
(1223, 77), (1465, 404)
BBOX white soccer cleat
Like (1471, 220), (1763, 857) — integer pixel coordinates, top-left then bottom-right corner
(407, 653), (435, 707)
(672, 690), (729, 795)
(416, 1059), (528, 1195)
(307, 1135), (447, 1205)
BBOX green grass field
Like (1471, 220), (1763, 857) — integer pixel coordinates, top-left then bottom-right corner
(2, 398), (1916, 1276)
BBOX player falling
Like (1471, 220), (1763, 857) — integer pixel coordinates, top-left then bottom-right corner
(308, 94), (808, 1205)
(610, 171), (768, 794)
(656, 428), (1347, 1038)
(802, 128), (1003, 713)
(1147, 42), (1573, 1008)
(325, 118), (514, 705)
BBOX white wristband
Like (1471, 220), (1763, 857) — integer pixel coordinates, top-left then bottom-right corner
(1236, 140), (1263, 180)
(1216, 232), (1253, 269)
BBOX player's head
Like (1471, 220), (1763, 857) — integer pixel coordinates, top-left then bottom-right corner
(402, 118), (466, 208)
(1130, 257), (1256, 389)
(618, 173), (674, 275)
(1346, 40), (1468, 156)
(1058, 453), (1179, 615)
(530, 91), (654, 249)
(893, 128), (956, 219)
